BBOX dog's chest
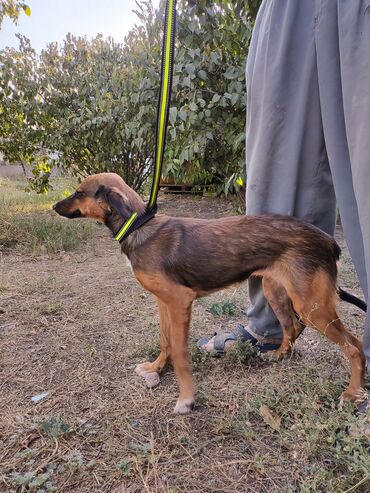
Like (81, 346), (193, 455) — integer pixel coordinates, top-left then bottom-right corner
(123, 254), (133, 273)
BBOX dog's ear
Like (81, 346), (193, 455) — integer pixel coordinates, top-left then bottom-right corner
(95, 185), (133, 220)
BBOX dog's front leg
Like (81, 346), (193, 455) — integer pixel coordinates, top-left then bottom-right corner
(135, 297), (170, 379)
(133, 270), (196, 412)
(167, 298), (195, 414)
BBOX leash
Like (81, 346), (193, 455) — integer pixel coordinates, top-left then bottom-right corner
(115, 0), (177, 243)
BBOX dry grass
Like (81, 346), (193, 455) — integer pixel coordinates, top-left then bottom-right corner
(0, 177), (99, 254)
(0, 180), (369, 492)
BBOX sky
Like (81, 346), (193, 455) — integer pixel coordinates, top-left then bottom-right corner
(0, 0), (161, 52)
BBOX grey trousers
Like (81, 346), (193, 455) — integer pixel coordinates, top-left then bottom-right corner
(245, 0), (370, 372)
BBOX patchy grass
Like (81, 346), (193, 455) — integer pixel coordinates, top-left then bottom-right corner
(209, 299), (237, 317)
(246, 366), (370, 493)
(224, 337), (264, 366)
(0, 176), (99, 254)
(0, 192), (369, 492)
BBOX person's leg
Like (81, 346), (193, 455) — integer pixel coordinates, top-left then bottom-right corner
(200, 0), (337, 353)
(315, 0), (370, 371)
(246, 0), (337, 342)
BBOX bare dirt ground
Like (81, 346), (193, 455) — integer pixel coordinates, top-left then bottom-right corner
(0, 165), (25, 178)
(0, 194), (369, 492)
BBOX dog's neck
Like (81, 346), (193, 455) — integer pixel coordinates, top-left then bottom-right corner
(104, 209), (144, 257)
(104, 210), (128, 246)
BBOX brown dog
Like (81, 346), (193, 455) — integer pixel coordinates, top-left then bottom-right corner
(53, 172), (366, 413)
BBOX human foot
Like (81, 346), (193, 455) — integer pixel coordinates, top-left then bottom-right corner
(197, 324), (281, 357)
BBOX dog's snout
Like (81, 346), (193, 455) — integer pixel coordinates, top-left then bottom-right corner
(53, 200), (63, 213)
(53, 196), (83, 219)
(53, 198), (69, 217)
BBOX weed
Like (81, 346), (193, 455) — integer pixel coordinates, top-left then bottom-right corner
(86, 343), (97, 358)
(247, 366), (370, 492)
(131, 337), (160, 361)
(0, 212), (97, 254)
(65, 449), (84, 471)
(116, 458), (132, 476)
(209, 299), (237, 316)
(10, 471), (55, 492)
(190, 340), (211, 371)
(36, 416), (70, 441)
(40, 301), (61, 315)
(130, 441), (151, 459)
(224, 337), (263, 366)
(129, 441), (153, 467)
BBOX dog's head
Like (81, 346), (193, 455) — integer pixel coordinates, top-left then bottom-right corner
(53, 173), (145, 224)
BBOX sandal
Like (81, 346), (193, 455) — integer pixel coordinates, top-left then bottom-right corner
(197, 324), (281, 357)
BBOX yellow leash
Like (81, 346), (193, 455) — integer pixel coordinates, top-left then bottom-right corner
(115, 0), (177, 242)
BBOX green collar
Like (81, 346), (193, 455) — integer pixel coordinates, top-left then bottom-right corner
(114, 206), (157, 243)
(115, 212), (138, 242)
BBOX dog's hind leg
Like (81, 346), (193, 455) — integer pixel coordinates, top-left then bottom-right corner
(285, 269), (366, 405)
(262, 276), (303, 358)
(306, 312), (364, 405)
(135, 297), (171, 377)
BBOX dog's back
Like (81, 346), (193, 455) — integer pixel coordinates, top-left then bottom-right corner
(129, 213), (340, 294)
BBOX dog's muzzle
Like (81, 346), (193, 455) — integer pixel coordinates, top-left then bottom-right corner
(53, 200), (82, 218)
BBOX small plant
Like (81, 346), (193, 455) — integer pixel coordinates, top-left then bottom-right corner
(39, 416), (70, 441)
(40, 301), (60, 315)
(26, 158), (53, 194)
(209, 300), (237, 316)
(116, 458), (132, 476)
(247, 367), (370, 492)
(65, 449), (84, 471)
(131, 338), (160, 361)
(130, 441), (151, 459)
(225, 337), (262, 366)
(86, 343), (97, 358)
(190, 340), (213, 371)
(10, 471), (56, 492)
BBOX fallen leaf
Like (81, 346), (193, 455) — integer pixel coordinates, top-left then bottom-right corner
(259, 404), (281, 431)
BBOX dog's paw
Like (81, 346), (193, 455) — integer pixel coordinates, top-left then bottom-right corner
(134, 364), (161, 388)
(173, 398), (195, 414)
(338, 389), (364, 411)
(135, 362), (154, 375)
(144, 371), (161, 388)
(271, 346), (293, 360)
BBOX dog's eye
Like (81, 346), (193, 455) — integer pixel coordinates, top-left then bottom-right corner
(75, 191), (85, 198)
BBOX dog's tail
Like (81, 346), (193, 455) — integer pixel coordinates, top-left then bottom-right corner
(339, 288), (367, 312)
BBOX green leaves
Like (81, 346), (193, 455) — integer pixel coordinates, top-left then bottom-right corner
(188, 101), (198, 111)
(22, 4), (31, 16)
(169, 106), (178, 125)
(42, 416), (70, 440)
(0, 1), (31, 27)
(0, 0), (260, 195)
(161, 0), (260, 193)
(209, 300), (237, 316)
(26, 159), (53, 194)
(116, 459), (132, 476)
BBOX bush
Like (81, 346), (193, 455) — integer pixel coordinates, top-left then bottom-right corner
(0, 1), (261, 194)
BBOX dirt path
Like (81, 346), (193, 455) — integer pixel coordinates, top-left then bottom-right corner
(0, 195), (368, 493)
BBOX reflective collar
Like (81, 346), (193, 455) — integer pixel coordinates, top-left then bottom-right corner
(114, 206), (157, 243)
